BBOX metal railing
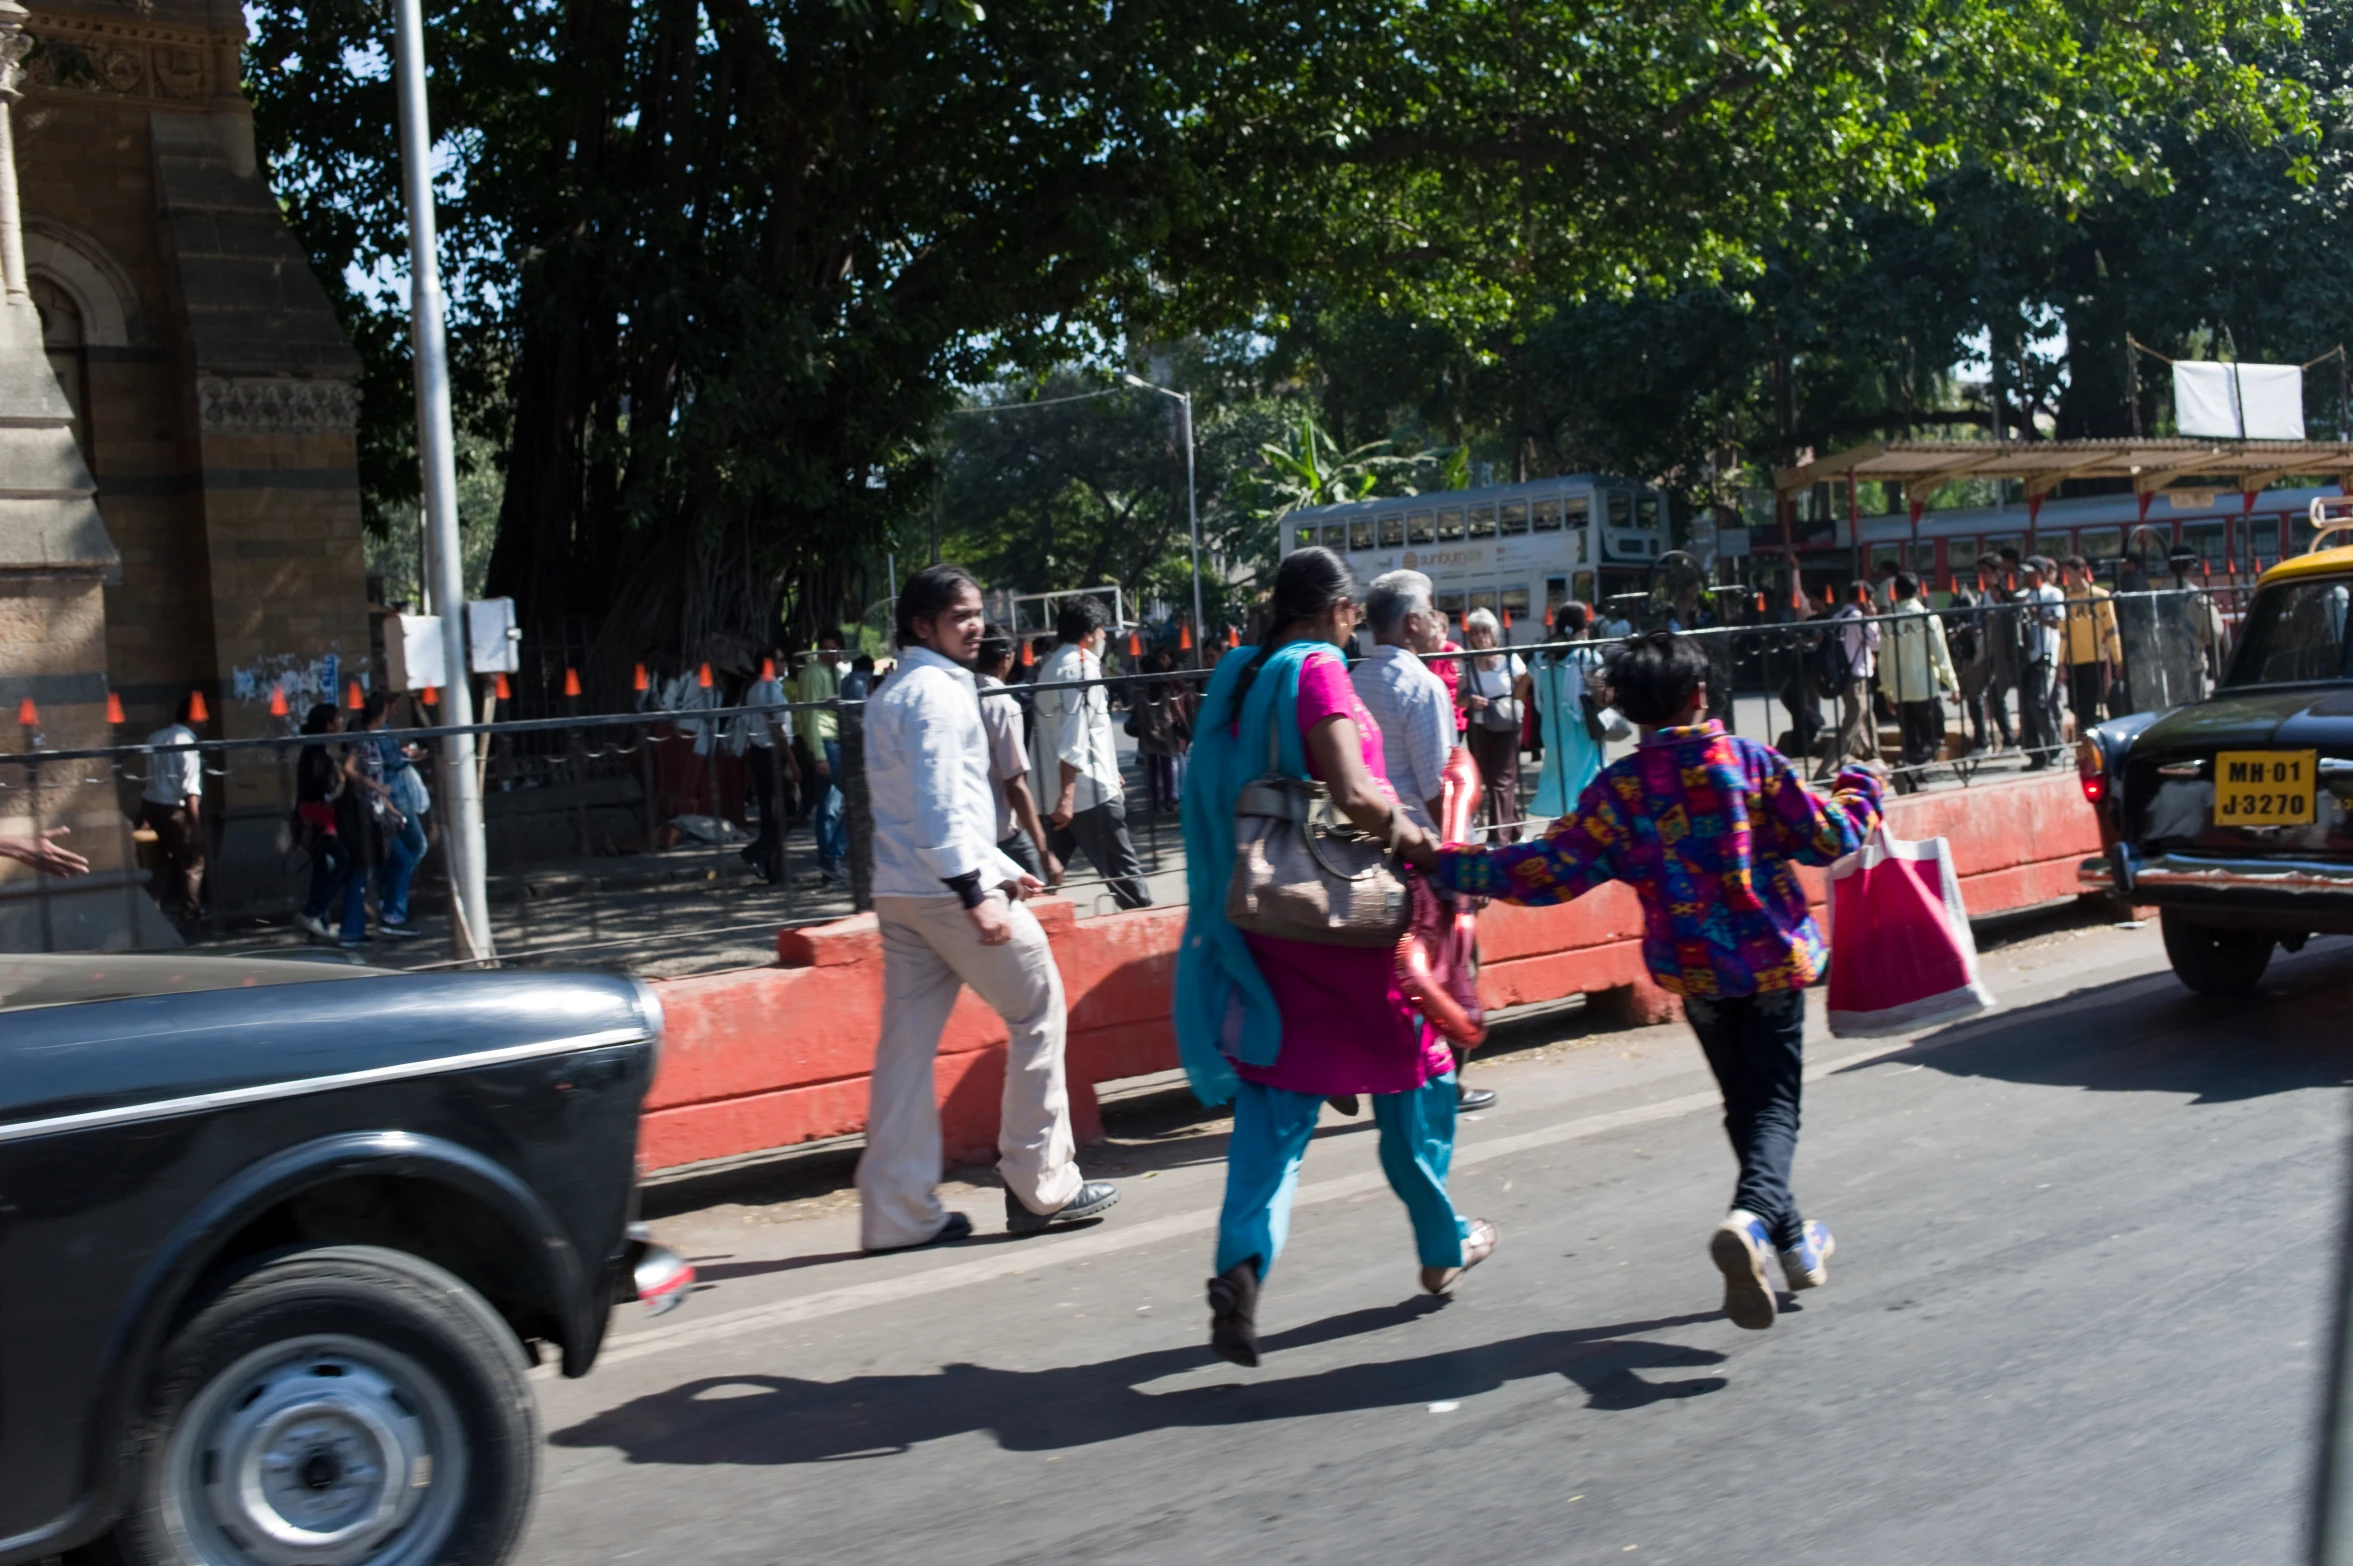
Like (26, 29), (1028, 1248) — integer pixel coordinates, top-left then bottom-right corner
(0, 587), (2262, 967)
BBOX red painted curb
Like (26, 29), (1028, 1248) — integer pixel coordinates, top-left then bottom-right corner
(645, 771), (2102, 1171)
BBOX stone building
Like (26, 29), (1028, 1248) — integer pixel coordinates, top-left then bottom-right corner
(0, 0), (370, 942)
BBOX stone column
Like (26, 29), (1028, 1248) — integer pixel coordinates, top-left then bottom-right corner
(0, 0), (31, 300)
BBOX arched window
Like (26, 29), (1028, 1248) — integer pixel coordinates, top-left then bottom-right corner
(29, 275), (92, 474)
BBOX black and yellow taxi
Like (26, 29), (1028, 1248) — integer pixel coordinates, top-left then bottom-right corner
(2079, 527), (2353, 994)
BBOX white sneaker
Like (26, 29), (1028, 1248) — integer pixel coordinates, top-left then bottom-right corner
(1709, 1209), (1778, 1330)
(296, 912), (331, 940)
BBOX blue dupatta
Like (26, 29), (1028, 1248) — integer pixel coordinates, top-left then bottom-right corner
(1173, 638), (1332, 1105)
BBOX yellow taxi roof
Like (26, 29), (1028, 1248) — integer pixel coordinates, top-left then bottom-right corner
(2262, 541), (2353, 585)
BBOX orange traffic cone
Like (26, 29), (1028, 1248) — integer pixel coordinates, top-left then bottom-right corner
(1180, 624), (1193, 651)
(1227, 626), (1241, 649)
(16, 697), (35, 726)
(1502, 607), (1514, 630)
(1126, 632), (1142, 658)
(759, 657), (776, 681)
(269, 684), (289, 718)
(697, 662), (714, 689)
(495, 672), (512, 700)
(187, 691), (209, 723)
(420, 686), (438, 707)
(346, 681), (364, 710)
(106, 692), (126, 725)
(564, 667), (583, 697)
(633, 663), (650, 693)
(1020, 638), (1035, 668)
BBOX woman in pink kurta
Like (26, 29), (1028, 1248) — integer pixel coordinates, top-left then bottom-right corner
(1178, 547), (1499, 1368)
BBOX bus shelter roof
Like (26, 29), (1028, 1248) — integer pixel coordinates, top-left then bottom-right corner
(1774, 438), (2353, 503)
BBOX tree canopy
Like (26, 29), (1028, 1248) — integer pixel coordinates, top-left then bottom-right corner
(245, 0), (2312, 680)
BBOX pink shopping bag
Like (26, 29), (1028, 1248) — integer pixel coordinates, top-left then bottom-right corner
(1824, 825), (1996, 1037)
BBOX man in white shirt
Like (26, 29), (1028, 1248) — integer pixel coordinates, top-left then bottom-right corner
(859, 565), (1119, 1252)
(2018, 555), (2067, 769)
(140, 693), (207, 927)
(1030, 596), (1151, 908)
(735, 651), (800, 884)
(1814, 585), (1883, 780)
(975, 625), (1061, 884)
(1351, 569), (1454, 831)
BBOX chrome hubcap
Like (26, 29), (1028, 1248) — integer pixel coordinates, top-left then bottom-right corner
(169, 1336), (464, 1566)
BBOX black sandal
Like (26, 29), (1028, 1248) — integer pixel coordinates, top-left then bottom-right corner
(1206, 1259), (1261, 1366)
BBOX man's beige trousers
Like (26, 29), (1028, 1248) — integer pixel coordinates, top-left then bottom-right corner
(857, 892), (1084, 1250)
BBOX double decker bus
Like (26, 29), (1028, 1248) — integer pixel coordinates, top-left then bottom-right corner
(1282, 475), (1672, 643)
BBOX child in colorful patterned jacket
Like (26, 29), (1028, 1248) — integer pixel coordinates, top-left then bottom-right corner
(1403, 629), (1884, 1329)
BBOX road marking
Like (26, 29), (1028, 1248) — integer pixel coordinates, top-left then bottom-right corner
(597, 1034), (1933, 1366)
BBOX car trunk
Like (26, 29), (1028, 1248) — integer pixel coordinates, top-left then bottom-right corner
(2122, 683), (2353, 857)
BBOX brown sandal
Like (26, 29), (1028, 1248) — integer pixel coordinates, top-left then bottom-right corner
(1420, 1218), (1498, 1295)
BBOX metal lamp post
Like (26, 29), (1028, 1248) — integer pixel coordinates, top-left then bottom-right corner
(1123, 374), (1206, 665)
(391, 0), (494, 960)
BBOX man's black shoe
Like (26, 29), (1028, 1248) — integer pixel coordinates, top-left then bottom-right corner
(1006, 1180), (1120, 1236)
(1457, 1084), (1498, 1113)
(864, 1211), (973, 1255)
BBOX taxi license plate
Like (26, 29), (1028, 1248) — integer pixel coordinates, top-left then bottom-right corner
(2214, 750), (2317, 827)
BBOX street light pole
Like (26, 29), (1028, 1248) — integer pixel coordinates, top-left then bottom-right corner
(1125, 374), (1205, 665)
(392, 0), (493, 961)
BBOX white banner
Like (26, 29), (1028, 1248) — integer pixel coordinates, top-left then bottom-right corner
(2173, 360), (2306, 440)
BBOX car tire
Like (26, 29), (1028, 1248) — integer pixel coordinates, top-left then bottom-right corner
(90, 1244), (537, 1566)
(2160, 909), (2275, 997)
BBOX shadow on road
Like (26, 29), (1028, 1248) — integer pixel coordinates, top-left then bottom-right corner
(551, 1309), (1726, 1464)
(1854, 939), (2353, 1105)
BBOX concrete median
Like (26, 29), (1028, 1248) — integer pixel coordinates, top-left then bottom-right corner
(640, 769), (2102, 1173)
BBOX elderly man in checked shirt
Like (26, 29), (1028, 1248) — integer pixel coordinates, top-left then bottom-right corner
(1401, 630), (1882, 1332)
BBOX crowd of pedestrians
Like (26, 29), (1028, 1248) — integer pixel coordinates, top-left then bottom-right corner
(844, 545), (1889, 1365)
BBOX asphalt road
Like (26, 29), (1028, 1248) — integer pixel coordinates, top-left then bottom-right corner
(526, 917), (2353, 1566)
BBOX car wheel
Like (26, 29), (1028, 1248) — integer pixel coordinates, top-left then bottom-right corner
(2160, 909), (2275, 997)
(98, 1245), (537, 1566)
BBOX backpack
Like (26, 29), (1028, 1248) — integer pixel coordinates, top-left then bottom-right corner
(1812, 616), (1857, 697)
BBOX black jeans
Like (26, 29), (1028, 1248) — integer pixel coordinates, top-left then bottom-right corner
(1897, 699), (1943, 768)
(744, 745), (784, 881)
(1683, 988), (1807, 1251)
(1048, 796), (1152, 908)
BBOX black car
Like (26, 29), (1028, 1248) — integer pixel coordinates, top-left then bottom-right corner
(0, 955), (689, 1566)
(2079, 543), (2353, 994)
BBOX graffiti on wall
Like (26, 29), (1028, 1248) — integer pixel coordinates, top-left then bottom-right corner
(230, 654), (359, 710)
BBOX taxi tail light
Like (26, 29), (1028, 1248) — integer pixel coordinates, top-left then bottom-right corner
(2076, 738), (2106, 804)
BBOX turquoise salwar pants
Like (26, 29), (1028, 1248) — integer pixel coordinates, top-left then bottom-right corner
(1215, 1072), (1468, 1279)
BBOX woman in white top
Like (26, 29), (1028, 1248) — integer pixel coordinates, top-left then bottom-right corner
(1456, 608), (1530, 843)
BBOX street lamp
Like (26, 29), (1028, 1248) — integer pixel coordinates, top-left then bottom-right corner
(1123, 373), (1206, 666)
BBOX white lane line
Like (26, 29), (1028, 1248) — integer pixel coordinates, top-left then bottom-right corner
(597, 1035), (1930, 1367)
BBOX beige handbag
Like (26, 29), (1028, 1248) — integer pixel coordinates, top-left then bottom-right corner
(1225, 701), (1412, 947)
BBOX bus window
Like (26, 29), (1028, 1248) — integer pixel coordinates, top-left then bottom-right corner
(1437, 506), (1466, 541)
(1435, 590), (1467, 627)
(1349, 518), (1375, 551)
(2250, 515), (2285, 568)
(1469, 504), (1497, 539)
(1909, 542), (1935, 577)
(1321, 523), (1346, 550)
(1469, 588), (1499, 618)
(2080, 527), (2123, 561)
(1501, 585), (1531, 629)
(1570, 571), (1594, 608)
(1501, 501), (1529, 536)
(1532, 498), (1562, 532)
(1947, 536), (1981, 575)
(1408, 508), (1435, 544)
(1868, 543), (1901, 580)
(1982, 535), (2023, 576)
(1294, 523), (1317, 550)
(1563, 495), (1591, 532)
(2183, 521), (2224, 567)
(1608, 493), (1631, 528)
(1378, 510), (1405, 547)
(1636, 494), (1663, 531)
